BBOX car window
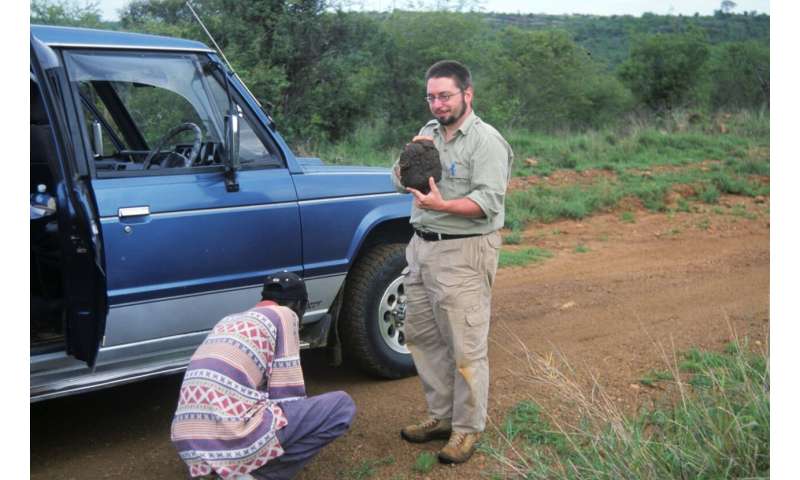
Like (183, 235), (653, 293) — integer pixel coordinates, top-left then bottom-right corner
(207, 77), (282, 167)
(64, 50), (280, 175)
(78, 82), (126, 156)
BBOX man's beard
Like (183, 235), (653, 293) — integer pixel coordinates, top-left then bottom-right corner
(436, 99), (467, 126)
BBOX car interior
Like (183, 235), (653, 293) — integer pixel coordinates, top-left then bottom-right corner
(30, 77), (66, 351)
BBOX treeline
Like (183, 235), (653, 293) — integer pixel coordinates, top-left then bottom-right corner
(31, 0), (769, 149)
(484, 10), (769, 68)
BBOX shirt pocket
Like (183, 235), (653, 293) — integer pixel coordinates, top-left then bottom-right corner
(442, 159), (472, 199)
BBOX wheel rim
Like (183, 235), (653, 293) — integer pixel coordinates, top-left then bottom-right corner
(377, 275), (409, 354)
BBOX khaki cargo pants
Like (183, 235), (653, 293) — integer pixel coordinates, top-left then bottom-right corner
(403, 231), (501, 433)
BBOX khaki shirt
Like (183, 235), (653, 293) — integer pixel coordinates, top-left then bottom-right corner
(392, 112), (514, 235)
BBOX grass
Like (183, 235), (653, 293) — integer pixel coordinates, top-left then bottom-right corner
(481, 336), (769, 479)
(676, 198), (692, 212)
(505, 180), (623, 230)
(731, 204), (758, 219)
(638, 369), (674, 387)
(500, 111), (767, 178)
(412, 452), (437, 474)
(504, 163), (767, 231)
(339, 456), (396, 479)
(499, 247), (553, 268)
(503, 230), (523, 245)
(620, 211), (636, 223)
(574, 244), (590, 253)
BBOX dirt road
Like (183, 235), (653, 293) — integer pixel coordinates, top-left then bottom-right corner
(30, 195), (769, 479)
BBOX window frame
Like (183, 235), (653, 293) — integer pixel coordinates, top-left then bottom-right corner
(61, 48), (285, 179)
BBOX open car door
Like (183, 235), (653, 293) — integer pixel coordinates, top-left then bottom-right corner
(31, 34), (107, 367)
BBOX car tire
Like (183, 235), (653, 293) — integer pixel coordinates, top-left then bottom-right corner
(340, 243), (416, 379)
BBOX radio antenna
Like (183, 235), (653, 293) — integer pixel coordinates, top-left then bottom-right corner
(185, 1), (263, 107)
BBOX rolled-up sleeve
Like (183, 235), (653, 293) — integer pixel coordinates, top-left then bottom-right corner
(465, 134), (510, 223)
(391, 156), (406, 193)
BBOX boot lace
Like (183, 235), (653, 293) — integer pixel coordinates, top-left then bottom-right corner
(446, 432), (467, 448)
(419, 417), (440, 430)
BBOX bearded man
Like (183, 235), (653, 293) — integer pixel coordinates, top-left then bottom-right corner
(392, 60), (514, 464)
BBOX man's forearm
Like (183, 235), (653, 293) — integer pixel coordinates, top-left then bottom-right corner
(439, 197), (485, 218)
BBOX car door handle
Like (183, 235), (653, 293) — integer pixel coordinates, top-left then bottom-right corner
(118, 206), (150, 218)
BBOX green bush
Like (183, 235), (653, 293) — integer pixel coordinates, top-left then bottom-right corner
(618, 29), (711, 111)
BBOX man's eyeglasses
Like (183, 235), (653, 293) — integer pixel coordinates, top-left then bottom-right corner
(425, 91), (463, 104)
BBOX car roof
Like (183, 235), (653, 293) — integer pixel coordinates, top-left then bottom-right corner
(30, 24), (213, 52)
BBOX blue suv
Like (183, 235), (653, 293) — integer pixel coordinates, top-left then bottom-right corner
(30, 25), (414, 401)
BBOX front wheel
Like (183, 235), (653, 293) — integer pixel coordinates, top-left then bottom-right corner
(340, 243), (416, 379)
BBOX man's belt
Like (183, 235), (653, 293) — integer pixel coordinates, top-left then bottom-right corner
(414, 229), (482, 242)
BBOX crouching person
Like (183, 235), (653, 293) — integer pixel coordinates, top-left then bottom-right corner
(171, 272), (356, 480)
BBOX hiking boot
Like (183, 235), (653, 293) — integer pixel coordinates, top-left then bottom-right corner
(400, 417), (452, 443)
(438, 431), (481, 464)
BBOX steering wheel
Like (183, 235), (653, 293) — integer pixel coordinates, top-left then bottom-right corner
(143, 122), (203, 169)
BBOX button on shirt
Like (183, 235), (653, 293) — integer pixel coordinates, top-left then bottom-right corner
(393, 112), (514, 235)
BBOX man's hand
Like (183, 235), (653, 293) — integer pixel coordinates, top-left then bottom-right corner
(406, 177), (446, 211)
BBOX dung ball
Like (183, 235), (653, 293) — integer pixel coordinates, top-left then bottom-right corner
(398, 140), (442, 194)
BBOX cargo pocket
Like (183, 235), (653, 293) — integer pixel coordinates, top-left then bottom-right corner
(462, 305), (490, 360)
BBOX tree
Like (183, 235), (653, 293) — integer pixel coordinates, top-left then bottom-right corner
(118, 0), (380, 144)
(706, 40), (769, 110)
(31, 0), (104, 28)
(481, 28), (632, 131)
(618, 29), (710, 112)
(721, 1), (737, 14)
(362, 10), (489, 144)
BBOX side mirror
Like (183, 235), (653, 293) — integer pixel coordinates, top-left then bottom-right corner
(224, 107), (240, 192)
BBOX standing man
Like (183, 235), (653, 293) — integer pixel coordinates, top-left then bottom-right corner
(171, 272), (355, 480)
(392, 60), (514, 464)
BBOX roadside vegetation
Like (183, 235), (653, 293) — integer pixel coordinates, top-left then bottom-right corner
(499, 247), (553, 268)
(481, 338), (769, 479)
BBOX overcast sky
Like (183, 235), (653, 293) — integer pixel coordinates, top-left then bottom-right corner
(94, 0), (769, 21)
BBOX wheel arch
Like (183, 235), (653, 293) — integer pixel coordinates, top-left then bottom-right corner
(343, 201), (412, 271)
(325, 215), (412, 370)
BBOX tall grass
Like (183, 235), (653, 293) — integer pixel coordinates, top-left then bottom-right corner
(482, 331), (770, 479)
(504, 110), (768, 178)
